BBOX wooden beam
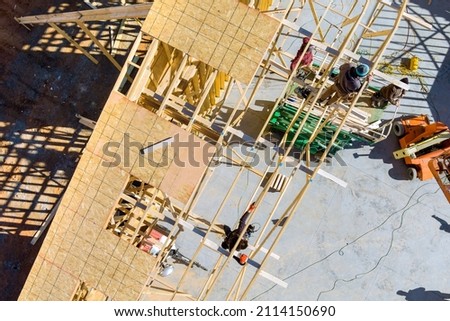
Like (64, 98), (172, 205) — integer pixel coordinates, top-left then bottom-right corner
(372, 69), (410, 90)
(235, 81), (249, 108)
(378, 0), (432, 29)
(186, 70), (218, 131)
(362, 28), (391, 38)
(30, 199), (61, 245)
(341, 15), (358, 28)
(308, 0), (325, 41)
(76, 113), (96, 129)
(127, 39), (160, 101)
(77, 20), (123, 72)
(113, 30), (142, 91)
(111, 18), (126, 57)
(48, 22), (98, 64)
(157, 54), (189, 116)
(16, 3), (152, 24)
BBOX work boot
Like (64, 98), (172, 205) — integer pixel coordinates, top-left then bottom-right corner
(371, 92), (382, 108)
(296, 69), (307, 81)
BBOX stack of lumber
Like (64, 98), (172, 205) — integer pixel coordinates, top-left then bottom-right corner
(284, 93), (372, 133)
(269, 99), (369, 155)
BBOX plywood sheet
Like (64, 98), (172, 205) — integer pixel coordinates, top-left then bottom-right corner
(142, 0), (280, 84)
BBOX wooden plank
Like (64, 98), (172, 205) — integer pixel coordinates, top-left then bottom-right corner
(202, 238), (286, 287)
(362, 29), (391, 38)
(187, 70), (218, 131)
(127, 39), (160, 101)
(372, 69), (410, 90)
(157, 54), (188, 115)
(141, 87), (217, 132)
(30, 199), (61, 245)
(235, 81), (249, 107)
(111, 18), (126, 57)
(308, 0), (325, 41)
(182, 65), (197, 81)
(309, 0), (376, 32)
(120, 193), (138, 206)
(298, 165), (347, 188)
(77, 20), (123, 72)
(259, 270), (288, 288)
(341, 15), (359, 28)
(113, 30), (142, 91)
(379, 0), (432, 29)
(16, 3), (152, 24)
(168, 215), (280, 261)
(262, 59), (290, 79)
(226, 126), (282, 153)
(49, 22), (98, 64)
(76, 113), (96, 129)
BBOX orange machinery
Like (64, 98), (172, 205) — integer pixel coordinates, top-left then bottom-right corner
(429, 155), (450, 203)
(392, 114), (450, 181)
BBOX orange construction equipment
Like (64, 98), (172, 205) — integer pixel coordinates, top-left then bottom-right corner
(428, 154), (450, 203)
(393, 114), (450, 182)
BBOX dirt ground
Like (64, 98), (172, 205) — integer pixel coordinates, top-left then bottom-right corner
(0, 0), (130, 300)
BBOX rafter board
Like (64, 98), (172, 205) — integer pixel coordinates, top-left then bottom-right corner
(141, 0), (281, 84)
(378, 0), (432, 29)
(281, 19), (410, 91)
(16, 3), (152, 24)
(162, 215), (283, 284)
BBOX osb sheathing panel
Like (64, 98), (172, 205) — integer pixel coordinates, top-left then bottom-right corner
(88, 91), (213, 203)
(20, 90), (213, 300)
(142, 0), (280, 84)
(19, 158), (157, 301)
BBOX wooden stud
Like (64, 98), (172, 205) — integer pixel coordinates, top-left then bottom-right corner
(16, 3), (152, 24)
(308, 0), (325, 41)
(157, 54), (189, 116)
(362, 28), (391, 38)
(49, 22), (98, 64)
(214, 74), (221, 98)
(30, 199), (61, 245)
(113, 31), (142, 91)
(186, 70), (218, 131)
(77, 20), (132, 82)
(127, 38), (160, 101)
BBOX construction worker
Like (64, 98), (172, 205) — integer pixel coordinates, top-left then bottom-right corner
(221, 203), (256, 251)
(290, 37), (314, 79)
(371, 77), (409, 108)
(318, 63), (371, 106)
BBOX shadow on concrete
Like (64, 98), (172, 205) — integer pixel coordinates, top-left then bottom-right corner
(272, 217), (287, 227)
(363, 130), (410, 180)
(397, 287), (450, 301)
(356, 1), (450, 123)
(409, 0), (450, 124)
(0, 0), (130, 300)
(431, 215), (450, 233)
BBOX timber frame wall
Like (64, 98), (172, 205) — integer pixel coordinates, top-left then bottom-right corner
(17, 0), (432, 301)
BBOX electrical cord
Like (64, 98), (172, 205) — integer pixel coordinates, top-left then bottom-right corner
(316, 184), (440, 300)
(250, 183), (439, 301)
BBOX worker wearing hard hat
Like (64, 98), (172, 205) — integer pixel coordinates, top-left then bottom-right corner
(319, 63), (372, 106)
